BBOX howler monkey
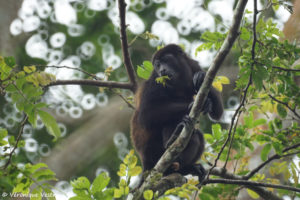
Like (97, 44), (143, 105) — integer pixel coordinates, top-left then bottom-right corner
(131, 44), (223, 179)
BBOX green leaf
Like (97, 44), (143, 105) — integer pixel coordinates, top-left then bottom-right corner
(261, 143), (272, 161)
(16, 77), (26, 90)
(71, 177), (91, 198)
(27, 163), (49, 172)
(273, 118), (282, 129)
(155, 76), (170, 87)
(71, 177), (91, 190)
(204, 133), (214, 144)
(31, 187), (42, 200)
(253, 66), (268, 91)
(94, 188), (115, 200)
(43, 188), (56, 200)
(13, 183), (29, 194)
(143, 61), (154, 72)
(69, 197), (89, 200)
(247, 189), (259, 199)
(91, 172), (110, 194)
(117, 164), (127, 177)
(253, 119), (267, 127)
(240, 27), (251, 40)
(4, 56), (16, 67)
(128, 166), (142, 176)
(24, 65), (36, 73)
(32, 169), (56, 181)
(212, 124), (222, 140)
(143, 190), (154, 200)
(0, 57), (12, 80)
(26, 107), (37, 127)
(245, 140), (254, 151)
(114, 188), (123, 198)
(137, 61), (153, 80)
(0, 128), (8, 139)
(5, 84), (17, 92)
(198, 193), (214, 200)
(244, 112), (253, 128)
(273, 142), (283, 155)
(276, 104), (287, 118)
(8, 136), (15, 146)
(37, 110), (61, 141)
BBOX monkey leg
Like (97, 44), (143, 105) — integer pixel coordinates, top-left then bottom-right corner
(165, 129), (205, 176)
(164, 115), (193, 149)
(179, 163), (207, 182)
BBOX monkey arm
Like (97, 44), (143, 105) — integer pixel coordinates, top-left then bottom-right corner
(139, 100), (191, 128)
(207, 88), (224, 120)
(193, 71), (224, 120)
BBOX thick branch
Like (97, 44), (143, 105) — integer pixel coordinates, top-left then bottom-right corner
(118, 0), (138, 92)
(150, 167), (284, 200)
(210, 167), (283, 200)
(158, 0), (248, 175)
(46, 79), (134, 90)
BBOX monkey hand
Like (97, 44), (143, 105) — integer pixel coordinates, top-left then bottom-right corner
(193, 71), (206, 93)
(164, 115), (193, 149)
(201, 97), (213, 115)
(189, 97), (212, 116)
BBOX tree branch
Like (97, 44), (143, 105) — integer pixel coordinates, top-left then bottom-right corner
(210, 167), (283, 200)
(149, 167), (285, 200)
(243, 142), (300, 180)
(35, 65), (99, 80)
(43, 0), (139, 93)
(3, 115), (28, 170)
(266, 90), (300, 119)
(118, 0), (138, 92)
(272, 65), (300, 72)
(204, 178), (300, 193)
(200, 0), (249, 183)
(132, 0), (249, 199)
(46, 79), (134, 90)
(223, 0), (258, 170)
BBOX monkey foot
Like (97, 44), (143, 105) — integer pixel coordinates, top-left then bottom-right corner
(171, 162), (180, 171)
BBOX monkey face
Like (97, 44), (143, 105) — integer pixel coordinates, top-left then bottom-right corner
(153, 54), (181, 86)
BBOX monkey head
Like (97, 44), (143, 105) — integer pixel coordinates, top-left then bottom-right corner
(152, 44), (194, 88)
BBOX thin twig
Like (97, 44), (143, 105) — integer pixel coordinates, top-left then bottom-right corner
(35, 65), (100, 80)
(223, 109), (242, 169)
(110, 89), (135, 110)
(118, 0), (138, 92)
(272, 65), (300, 72)
(243, 142), (300, 180)
(3, 116), (28, 170)
(266, 91), (300, 119)
(222, 0), (258, 170)
(204, 178), (300, 193)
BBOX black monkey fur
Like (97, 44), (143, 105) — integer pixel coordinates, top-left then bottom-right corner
(131, 44), (223, 179)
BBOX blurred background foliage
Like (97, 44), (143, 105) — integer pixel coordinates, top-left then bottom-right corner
(0, 0), (296, 199)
